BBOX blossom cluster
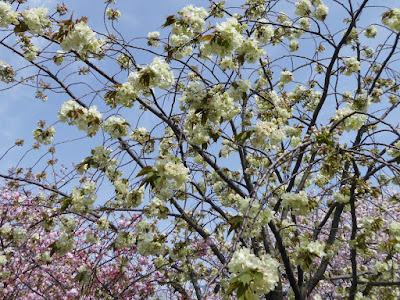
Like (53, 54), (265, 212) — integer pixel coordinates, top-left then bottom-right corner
(32, 123), (55, 145)
(70, 181), (97, 213)
(228, 247), (279, 295)
(0, 2), (19, 28)
(103, 116), (130, 138)
(343, 57), (360, 75)
(58, 100), (102, 136)
(22, 7), (51, 34)
(59, 21), (104, 57)
(332, 106), (367, 131)
(129, 57), (175, 91)
(252, 120), (286, 147)
(200, 17), (245, 57)
(382, 9), (400, 32)
(281, 191), (316, 215)
(169, 5), (208, 56)
(181, 82), (240, 146)
(153, 155), (190, 199)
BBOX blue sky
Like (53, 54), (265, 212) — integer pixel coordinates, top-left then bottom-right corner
(0, 0), (204, 172)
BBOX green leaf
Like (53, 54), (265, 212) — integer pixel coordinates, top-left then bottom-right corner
(48, 241), (58, 257)
(237, 284), (247, 298)
(60, 197), (72, 212)
(227, 215), (243, 236)
(139, 72), (151, 87)
(162, 15), (176, 27)
(226, 280), (241, 295)
(238, 272), (253, 285)
(234, 130), (254, 144)
(136, 166), (154, 177)
(237, 54), (245, 66)
(14, 21), (29, 34)
(252, 271), (264, 280)
(201, 34), (214, 42)
(244, 289), (255, 300)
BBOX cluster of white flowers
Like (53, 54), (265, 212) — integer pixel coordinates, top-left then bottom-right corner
(86, 232), (99, 244)
(294, 0), (312, 16)
(295, 240), (325, 270)
(299, 17), (311, 30)
(152, 155), (190, 199)
(364, 25), (378, 38)
(22, 7), (51, 35)
(32, 125), (55, 145)
(333, 191), (350, 203)
(343, 27), (359, 45)
(113, 178), (129, 195)
(53, 50), (65, 66)
(219, 56), (239, 70)
(103, 116), (129, 138)
(200, 17), (245, 57)
(147, 31), (160, 47)
(0, 59), (14, 83)
(348, 91), (371, 112)
(116, 54), (132, 69)
(280, 70), (294, 83)
(0, 253), (6, 266)
(76, 145), (116, 175)
(372, 260), (399, 279)
(105, 81), (138, 108)
(382, 9), (400, 32)
(253, 19), (274, 44)
(343, 57), (360, 75)
(96, 216), (110, 231)
(228, 79), (251, 101)
(58, 100), (102, 136)
(145, 197), (169, 219)
(70, 181), (97, 213)
(129, 57), (175, 91)
(389, 221), (400, 236)
(135, 220), (163, 256)
(281, 191), (314, 215)
(235, 37), (266, 63)
(60, 216), (76, 234)
(159, 156), (190, 188)
(0, 2), (19, 28)
(106, 7), (121, 20)
(228, 247), (279, 295)
(181, 82), (240, 146)
(252, 121), (286, 147)
(54, 232), (75, 255)
(13, 228), (27, 244)
(332, 106), (367, 131)
(313, 2), (329, 21)
(167, 5), (207, 58)
(290, 40), (299, 52)
(387, 140), (400, 158)
(237, 198), (273, 237)
(130, 127), (150, 144)
(256, 89), (293, 120)
(114, 230), (135, 250)
(60, 21), (104, 57)
(24, 44), (39, 61)
(173, 5), (207, 36)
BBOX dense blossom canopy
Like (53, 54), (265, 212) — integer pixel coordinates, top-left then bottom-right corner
(0, 0), (400, 299)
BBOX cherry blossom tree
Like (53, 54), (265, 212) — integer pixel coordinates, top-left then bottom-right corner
(1, 0), (400, 299)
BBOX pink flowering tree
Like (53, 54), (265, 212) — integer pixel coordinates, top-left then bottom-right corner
(0, 188), (161, 299)
(1, 0), (400, 299)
